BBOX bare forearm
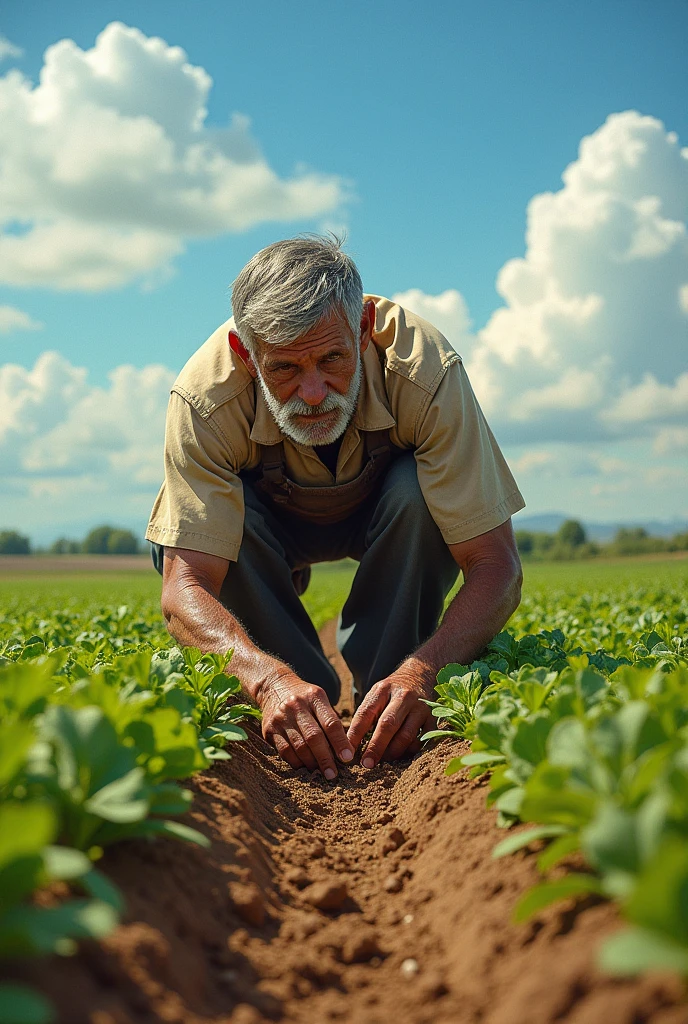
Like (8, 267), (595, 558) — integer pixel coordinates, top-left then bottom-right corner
(163, 583), (290, 704)
(406, 563), (522, 680)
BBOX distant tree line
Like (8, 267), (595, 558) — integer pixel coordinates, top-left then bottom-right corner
(0, 526), (141, 556)
(515, 520), (688, 561)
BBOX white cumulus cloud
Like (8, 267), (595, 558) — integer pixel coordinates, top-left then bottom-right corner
(653, 426), (688, 454)
(390, 288), (474, 356)
(0, 22), (348, 291)
(0, 34), (22, 63)
(398, 111), (688, 451)
(0, 352), (174, 491)
(0, 305), (43, 333)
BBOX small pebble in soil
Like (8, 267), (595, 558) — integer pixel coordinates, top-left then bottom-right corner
(302, 879), (349, 911)
(383, 874), (403, 893)
(403, 914), (414, 924)
(284, 867), (310, 888)
(376, 811), (394, 825)
(400, 958), (420, 978)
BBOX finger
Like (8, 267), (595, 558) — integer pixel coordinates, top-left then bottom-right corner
(295, 709), (340, 781)
(284, 726), (318, 771)
(384, 707), (430, 762)
(346, 686), (387, 751)
(272, 732), (305, 770)
(361, 695), (414, 768)
(312, 693), (354, 763)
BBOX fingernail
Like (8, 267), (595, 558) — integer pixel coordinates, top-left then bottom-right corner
(340, 748), (354, 762)
(324, 768), (336, 780)
(362, 757), (375, 769)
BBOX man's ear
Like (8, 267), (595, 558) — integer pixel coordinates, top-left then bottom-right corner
(229, 330), (258, 378)
(359, 299), (376, 355)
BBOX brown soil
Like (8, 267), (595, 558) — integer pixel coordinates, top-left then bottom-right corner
(5, 624), (686, 1024)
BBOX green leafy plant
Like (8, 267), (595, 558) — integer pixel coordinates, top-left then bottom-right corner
(428, 588), (688, 980)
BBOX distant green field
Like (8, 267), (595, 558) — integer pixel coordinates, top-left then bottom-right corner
(1, 554), (685, 632)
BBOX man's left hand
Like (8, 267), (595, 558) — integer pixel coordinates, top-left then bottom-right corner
(346, 660), (435, 766)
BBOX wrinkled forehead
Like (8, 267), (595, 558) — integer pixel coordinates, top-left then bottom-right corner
(257, 310), (355, 361)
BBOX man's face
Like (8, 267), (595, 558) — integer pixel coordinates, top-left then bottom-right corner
(250, 307), (371, 446)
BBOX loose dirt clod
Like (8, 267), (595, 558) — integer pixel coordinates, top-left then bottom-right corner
(341, 929), (382, 964)
(302, 880), (349, 912)
(380, 826), (406, 855)
(229, 882), (266, 927)
(284, 867), (310, 888)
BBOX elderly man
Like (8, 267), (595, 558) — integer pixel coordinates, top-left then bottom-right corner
(146, 236), (525, 780)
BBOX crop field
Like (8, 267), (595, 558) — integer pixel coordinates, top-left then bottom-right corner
(0, 555), (687, 1024)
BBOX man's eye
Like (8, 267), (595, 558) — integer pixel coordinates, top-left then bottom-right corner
(323, 353), (342, 363)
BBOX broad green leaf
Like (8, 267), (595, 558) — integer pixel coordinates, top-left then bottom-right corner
(435, 664), (468, 687)
(537, 833), (581, 873)
(0, 722), (35, 787)
(513, 874), (604, 923)
(0, 658), (62, 721)
(148, 782), (192, 816)
(0, 900), (118, 957)
(78, 868), (124, 912)
(495, 786), (524, 817)
(131, 819), (211, 847)
(547, 718), (589, 770)
(624, 837), (688, 945)
(492, 825), (567, 859)
(83, 768), (149, 823)
(42, 846), (91, 881)
(0, 984), (55, 1024)
(511, 715), (552, 766)
(460, 752), (506, 767)
(420, 729), (452, 742)
(0, 803), (55, 870)
(582, 803), (640, 875)
(520, 787), (597, 828)
(202, 722), (248, 743)
(599, 927), (688, 976)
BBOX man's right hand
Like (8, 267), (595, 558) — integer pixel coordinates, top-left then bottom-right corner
(160, 547), (353, 779)
(259, 672), (354, 779)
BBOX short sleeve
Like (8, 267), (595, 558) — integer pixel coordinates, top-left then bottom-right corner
(145, 392), (245, 561)
(413, 361), (525, 544)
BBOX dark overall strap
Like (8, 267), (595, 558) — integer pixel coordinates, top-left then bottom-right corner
(257, 441), (291, 504)
(255, 429), (393, 523)
(364, 428), (392, 461)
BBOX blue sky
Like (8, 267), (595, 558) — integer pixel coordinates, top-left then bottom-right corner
(1, 0), (687, 542)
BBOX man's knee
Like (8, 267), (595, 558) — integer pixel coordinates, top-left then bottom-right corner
(375, 452), (434, 528)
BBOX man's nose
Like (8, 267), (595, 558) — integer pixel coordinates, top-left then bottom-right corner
(298, 371), (328, 406)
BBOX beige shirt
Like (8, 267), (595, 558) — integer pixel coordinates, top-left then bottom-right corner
(146, 295), (525, 561)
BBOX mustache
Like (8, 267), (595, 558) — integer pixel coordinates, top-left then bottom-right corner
(281, 390), (350, 419)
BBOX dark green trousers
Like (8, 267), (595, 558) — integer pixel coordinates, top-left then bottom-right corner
(151, 453), (458, 705)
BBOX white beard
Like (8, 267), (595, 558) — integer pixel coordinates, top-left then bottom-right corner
(256, 353), (362, 446)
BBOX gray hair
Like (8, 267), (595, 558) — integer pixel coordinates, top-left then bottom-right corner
(231, 234), (364, 355)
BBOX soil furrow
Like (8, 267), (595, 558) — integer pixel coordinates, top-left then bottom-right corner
(8, 624), (686, 1024)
